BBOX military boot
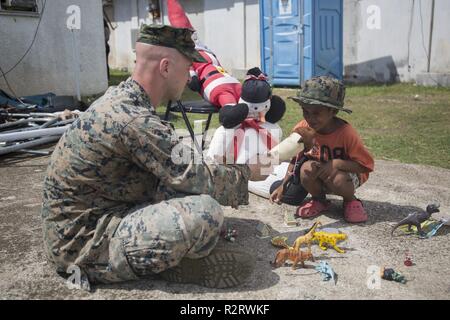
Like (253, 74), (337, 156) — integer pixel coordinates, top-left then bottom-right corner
(159, 248), (256, 289)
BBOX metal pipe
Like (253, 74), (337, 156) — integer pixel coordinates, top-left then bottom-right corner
(1, 118), (75, 133)
(0, 112), (58, 118)
(17, 149), (52, 156)
(40, 117), (60, 128)
(0, 126), (69, 142)
(0, 136), (60, 156)
(0, 118), (52, 131)
(49, 119), (75, 127)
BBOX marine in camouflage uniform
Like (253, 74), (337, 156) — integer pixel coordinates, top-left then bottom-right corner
(41, 25), (253, 288)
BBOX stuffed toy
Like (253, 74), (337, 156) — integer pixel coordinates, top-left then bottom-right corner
(167, 0), (285, 130)
(206, 68), (285, 164)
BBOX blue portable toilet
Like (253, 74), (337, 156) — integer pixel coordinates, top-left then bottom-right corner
(260, 0), (343, 86)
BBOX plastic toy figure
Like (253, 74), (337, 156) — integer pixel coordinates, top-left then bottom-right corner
(311, 230), (348, 254)
(391, 203), (440, 237)
(221, 228), (238, 242)
(404, 251), (414, 266)
(292, 221), (322, 250)
(381, 267), (407, 284)
(271, 247), (315, 270)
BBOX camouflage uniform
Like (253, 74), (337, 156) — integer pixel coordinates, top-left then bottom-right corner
(41, 25), (249, 285)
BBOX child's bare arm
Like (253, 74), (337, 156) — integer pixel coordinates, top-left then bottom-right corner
(270, 162), (295, 204)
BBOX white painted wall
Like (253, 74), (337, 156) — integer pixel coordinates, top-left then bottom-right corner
(344, 0), (450, 84)
(110, 0), (260, 78)
(0, 0), (108, 97)
(109, 0), (155, 71)
(108, 0), (450, 85)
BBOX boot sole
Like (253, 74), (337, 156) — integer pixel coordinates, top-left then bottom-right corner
(160, 249), (256, 289)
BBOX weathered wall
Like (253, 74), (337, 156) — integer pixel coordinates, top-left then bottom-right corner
(0, 0), (108, 97)
(343, 0), (450, 84)
(109, 0), (260, 78)
(108, 0), (450, 85)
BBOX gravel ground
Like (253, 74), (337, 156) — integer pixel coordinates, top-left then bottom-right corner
(0, 155), (449, 300)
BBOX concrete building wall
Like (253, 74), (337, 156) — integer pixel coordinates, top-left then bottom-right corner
(109, 0), (260, 78)
(343, 0), (450, 84)
(203, 0), (261, 78)
(109, 0), (156, 71)
(108, 0), (450, 85)
(0, 0), (108, 97)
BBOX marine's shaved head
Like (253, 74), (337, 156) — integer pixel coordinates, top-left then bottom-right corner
(132, 42), (191, 107)
(135, 42), (178, 66)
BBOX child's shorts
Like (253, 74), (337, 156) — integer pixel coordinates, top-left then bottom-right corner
(323, 172), (360, 194)
(348, 172), (361, 189)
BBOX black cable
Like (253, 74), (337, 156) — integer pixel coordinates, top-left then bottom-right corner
(0, 65), (25, 104)
(0, 0), (47, 78)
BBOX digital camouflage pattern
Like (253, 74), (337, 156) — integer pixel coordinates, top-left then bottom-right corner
(109, 194), (223, 281)
(137, 24), (206, 63)
(41, 78), (250, 284)
(289, 76), (352, 113)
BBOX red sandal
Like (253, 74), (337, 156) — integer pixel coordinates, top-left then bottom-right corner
(296, 199), (331, 219)
(344, 199), (368, 223)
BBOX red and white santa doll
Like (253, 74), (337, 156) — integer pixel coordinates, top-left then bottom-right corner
(167, 0), (287, 175)
(167, 0), (285, 130)
(206, 68), (285, 164)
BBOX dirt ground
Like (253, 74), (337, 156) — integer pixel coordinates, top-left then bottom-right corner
(0, 154), (449, 300)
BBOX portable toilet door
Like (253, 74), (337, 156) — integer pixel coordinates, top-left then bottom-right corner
(260, 0), (343, 86)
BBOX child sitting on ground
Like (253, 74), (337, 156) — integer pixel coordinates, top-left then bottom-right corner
(270, 76), (374, 223)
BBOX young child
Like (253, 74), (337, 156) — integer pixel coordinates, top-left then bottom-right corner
(270, 76), (374, 223)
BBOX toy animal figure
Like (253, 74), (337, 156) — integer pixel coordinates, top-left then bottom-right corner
(292, 221), (322, 251)
(271, 247), (315, 270)
(311, 231), (348, 254)
(271, 236), (293, 249)
(391, 203), (440, 237)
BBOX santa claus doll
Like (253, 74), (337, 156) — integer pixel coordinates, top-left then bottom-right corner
(167, 0), (285, 130)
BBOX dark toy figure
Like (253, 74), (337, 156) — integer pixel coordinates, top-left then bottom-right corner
(391, 203), (440, 237)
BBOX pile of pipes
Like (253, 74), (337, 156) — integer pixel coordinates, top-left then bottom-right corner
(0, 110), (80, 156)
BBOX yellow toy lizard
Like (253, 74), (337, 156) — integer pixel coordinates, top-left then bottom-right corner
(311, 231), (348, 254)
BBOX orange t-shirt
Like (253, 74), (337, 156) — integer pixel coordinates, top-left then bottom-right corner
(293, 119), (374, 184)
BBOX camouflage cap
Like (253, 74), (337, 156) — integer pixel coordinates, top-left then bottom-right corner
(137, 24), (207, 63)
(289, 76), (352, 113)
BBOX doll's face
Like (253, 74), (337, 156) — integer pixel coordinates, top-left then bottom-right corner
(240, 98), (271, 120)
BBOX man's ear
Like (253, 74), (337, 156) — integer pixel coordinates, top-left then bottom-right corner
(159, 58), (170, 79)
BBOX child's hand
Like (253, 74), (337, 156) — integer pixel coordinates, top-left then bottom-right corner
(314, 160), (339, 182)
(270, 185), (284, 204)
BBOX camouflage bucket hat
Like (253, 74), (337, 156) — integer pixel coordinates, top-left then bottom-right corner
(137, 24), (207, 63)
(289, 76), (352, 114)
